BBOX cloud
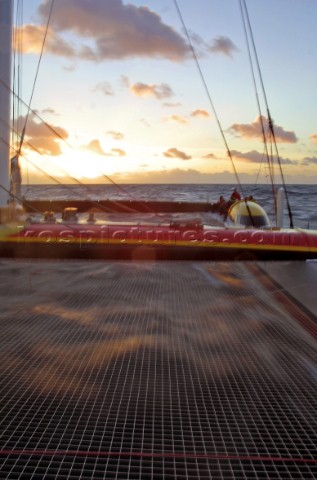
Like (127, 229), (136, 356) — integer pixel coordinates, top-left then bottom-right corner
(20, 114), (68, 156)
(203, 153), (217, 159)
(85, 139), (106, 155)
(24, 166), (317, 185)
(191, 109), (210, 118)
(165, 115), (188, 125)
(40, 108), (58, 115)
(112, 168), (255, 184)
(84, 140), (126, 157)
(231, 150), (297, 165)
(36, 0), (189, 61)
(163, 148), (191, 160)
(95, 81), (114, 96)
(163, 102), (182, 108)
(231, 150), (265, 163)
(130, 82), (173, 99)
(110, 148), (126, 157)
(309, 134), (317, 144)
(16, 25), (77, 58)
(229, 116), (298, 143)
(106, 130), (124, 140)
(208, 36), (238, 57)
(302, 156), (317, 165)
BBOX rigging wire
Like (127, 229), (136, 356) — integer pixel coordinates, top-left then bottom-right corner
(0, 179), (99, 235)
(0, 78), (158, 215)
(12, 0), (23, 153)
(239, 0), (294, 228)
(238, 0), (277, 222)
(8, 0), (158, 216)
(16, 0), (55, 160)
(173, 0), (245, 195)
(253, 148), (266, 186)
(0, 130), (140, 215)
(9, 0), (24, 200)
(173, 0), (255, 226)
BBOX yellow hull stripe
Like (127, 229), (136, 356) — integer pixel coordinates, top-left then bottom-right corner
(1, 235), (317, 253)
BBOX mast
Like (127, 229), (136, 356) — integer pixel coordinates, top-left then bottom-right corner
(0, 0), (13, 207)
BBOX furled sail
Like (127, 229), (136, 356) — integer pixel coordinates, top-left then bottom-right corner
(10, 155), (22, 199)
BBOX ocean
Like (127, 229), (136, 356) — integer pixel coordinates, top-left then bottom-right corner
(22, 183), (317, 229)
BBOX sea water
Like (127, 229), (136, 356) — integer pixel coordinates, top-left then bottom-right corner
(22, 183), (317, 229)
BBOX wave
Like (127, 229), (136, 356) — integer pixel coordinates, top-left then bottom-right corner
(22, 183), (317, 229)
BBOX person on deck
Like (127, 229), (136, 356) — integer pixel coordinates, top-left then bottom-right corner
(217, 195), (226, 207)
(230, 188), (241, 202)
(246, 195), (256, 202)
(216, 195), (226, 215)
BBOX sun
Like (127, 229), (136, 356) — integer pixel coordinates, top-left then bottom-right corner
(20, 148), (112, 182)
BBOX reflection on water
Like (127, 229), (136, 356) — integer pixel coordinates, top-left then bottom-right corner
(0, 260), (316, 478)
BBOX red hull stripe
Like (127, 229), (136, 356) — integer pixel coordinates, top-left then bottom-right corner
(0, 449), (316, 464)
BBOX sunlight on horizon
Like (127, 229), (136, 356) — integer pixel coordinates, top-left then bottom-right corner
(21, 145), (211, 182)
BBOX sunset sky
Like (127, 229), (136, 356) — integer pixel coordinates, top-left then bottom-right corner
(13, 0), (317, 184)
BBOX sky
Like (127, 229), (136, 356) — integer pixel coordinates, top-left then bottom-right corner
(11, 0), (317, 184)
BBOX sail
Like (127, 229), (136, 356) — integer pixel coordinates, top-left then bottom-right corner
(10, 155), (22, 199)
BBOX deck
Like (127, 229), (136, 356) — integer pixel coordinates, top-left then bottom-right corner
(0, 260), (316, 479)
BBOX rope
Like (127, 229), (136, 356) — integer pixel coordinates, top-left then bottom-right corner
(7, 2), (159, 215)
(173, 0), (245, 194)
(17, 0), (55, 159)
(173, 0), (256, 226)
(12, 0), (24, 154)
(239, 0), (294, 228)
(238, 0), (277, 222)
(0, 78), (158, 215)
(0, 132), (141, 215)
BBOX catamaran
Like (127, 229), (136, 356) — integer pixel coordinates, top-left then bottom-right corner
(0, 0), (317, 261)
(0, 3), (316, 480)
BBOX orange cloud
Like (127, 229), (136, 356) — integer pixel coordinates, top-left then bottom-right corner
(84, 140), (126, 157)
(106, 131), (124, 140)
(165, 115), (188, 125)
(36, 0), (189, 61)
(309, 134), (317, 144)
(229, 116), (297, 143)
(203, 153), (216, 159)
(130, 82), (173, 99)
(110, 148), (126, 157)
(15, 25), (76, 57)
(163, 148), (191, 160)
(231, 150), (297, 165)
(113, 168), (253, 184)
(20, 114), (68, 156)
(86, 139), (106, 155)
(191, 109), (210, 118)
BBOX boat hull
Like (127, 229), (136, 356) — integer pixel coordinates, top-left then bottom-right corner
(22, 199), (218, 214)
(0, 222), (317, 261)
